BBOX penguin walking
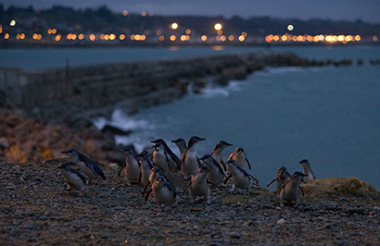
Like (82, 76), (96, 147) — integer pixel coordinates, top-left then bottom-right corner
(299, 159), (316, 183)
(227, 147), (252, 170)
(225, 160), (258, 194)
(200, 154), (226, 186)
(58, 163), (88, 196)
(62, 149), (106, 184)
(152, 142), (170, 173)
(267, 166), (291, 192)
(136, 151), (154, 185)
(151, 176), (179, 210)
(142, 167), (172, 201)
(210, 140), (232, 171)
(180, 136), (205, 179)
(121, 147), (141, 186)
(184, 165), (213, 204)
(151, 139), (179, 173)
(279, 171), (307, 208)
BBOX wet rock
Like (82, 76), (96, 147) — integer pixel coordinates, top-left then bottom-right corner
(230, 231), (241, 239)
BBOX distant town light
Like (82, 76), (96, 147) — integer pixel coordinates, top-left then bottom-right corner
(201, 35), (207, 41)
(373, 35), (378, 41)
(354, 35), (361, 41)
(10, 20), (16, 26)
(78, 34), (85, 40)
(238, 35), (245, 42)
(159, 35), (165, 41)
(55, 34), (61, 41)
(287, 24), (294, 31)
(141, 11), (147, 17)
(170, 23), (178, 30)
(170, 35), (177, 41)
(214, 23), (222, 31)
(4, 33), (9, 39)
(89, 34), (96, 41)
(186, 29), (191, 35)
(123, 10), (128, 16)
(119, 34), (126, 40)
(228, 35), (235, 41)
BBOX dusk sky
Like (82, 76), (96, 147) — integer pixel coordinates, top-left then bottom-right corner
(2, 0), (380, 23)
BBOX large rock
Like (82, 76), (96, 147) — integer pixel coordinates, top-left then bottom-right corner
(302, 177), (380, 199)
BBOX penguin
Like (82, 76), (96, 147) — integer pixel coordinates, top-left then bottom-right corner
(180, 136), (205, 179)
(227, 147), (251, 170)
(151, 139), (179, 173)
(152, 142), (170, 173)
(200, 154), (226, 186)
(121, 146), (141, 186)
(61, 149), (106, 183)
(58, 163), (88, 195)
(142, 166), (172, 201)
(172, 138), (186, 170)
(299, 159), (316, 183)
(136, 151), (154, 185)
(279, 171), (307, 208)
(184, 165), (213, 204)
(210, 140), (232, 171)
(225, 159), (258, 194)
(267, 166), (291, 191)
(151, 176), (178, 210)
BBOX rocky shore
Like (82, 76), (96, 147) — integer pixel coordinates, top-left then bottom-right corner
(1, 160), (380, 245)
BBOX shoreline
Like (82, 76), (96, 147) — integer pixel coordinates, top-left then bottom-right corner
(1, 161), (379, 245)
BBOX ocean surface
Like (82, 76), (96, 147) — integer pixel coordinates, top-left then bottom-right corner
(2, 45), (380, 189)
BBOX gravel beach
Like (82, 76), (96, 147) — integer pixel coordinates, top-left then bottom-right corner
(1, 161), (380, 245)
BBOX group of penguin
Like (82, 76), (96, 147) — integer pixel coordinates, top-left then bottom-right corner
(59, 136), (316, 209)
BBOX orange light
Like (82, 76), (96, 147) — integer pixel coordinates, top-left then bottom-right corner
(186, 29), (191, 35)
(201, 35), (207, 41)
(228, 35), (235, 41)
(119, 34), (125, 40)
(78, 34), (85, 40)
(159, 35), (165, 41)
(220, 35), (226, 41)
(89, 34), (96, 41)
(241, 31), (247, 37)
(4, 33), (9, 39)
(123, 10), (128, 16)
(354, 35), (361, 41)
(141, 11), (147, 17)
(373, 35), (378, 41)
(238, 35), (245, 42)
(55, 34), (61, 41)
(170, 35), (177, 41)
(109, 34), (116, 40)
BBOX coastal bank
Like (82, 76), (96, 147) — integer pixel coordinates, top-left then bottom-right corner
(0, 51), (351, 122)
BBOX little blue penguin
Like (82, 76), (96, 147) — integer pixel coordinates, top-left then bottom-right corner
(142, 166), (172, 201)
(151, 139), (179, 173)
(152, 142), (170, 173)
(200, 154), (226, 186)
(152, 176), (178, 210)
(62, 149), (106, 183)
(136, 151), (154, 185)
(227, 147), (252, 170)
(299, 159), (316, 183)
(267, 166), (291, 191)
(180, 136), (205, 179)
(210, 140), (232, 171)
(121, 146), (141, 186)
(225, 159), (258, 194)
(279, 171), (307, 208)
(185, 165), (212, 204)
(58, 163), (88, 195)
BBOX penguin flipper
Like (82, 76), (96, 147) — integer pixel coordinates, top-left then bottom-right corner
(220, 159), (227, 172)
(145, 189), (153, 201)
(224, 174), (232, 184)
(299, 186), (305, 196)
(142, 181), (150, 196)
(182, 180), (191, 196)
(245, 157), (252, 170)
(207, 180), (221, 190)
(267, 178), (278, 187)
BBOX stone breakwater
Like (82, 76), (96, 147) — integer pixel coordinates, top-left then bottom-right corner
(0, 51), (351, 122)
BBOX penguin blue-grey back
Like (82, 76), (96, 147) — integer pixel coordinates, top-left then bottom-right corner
(61, 149), (106, 183)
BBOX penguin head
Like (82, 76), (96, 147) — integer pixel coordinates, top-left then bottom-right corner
(199, 165), (211, 173)
(278, 166), (288, 174)
(58, 163), (69, 170)
(61, 149), (79, 158)
(299, 159), (310, 167)
(152, 142), (164, 151)
(187, 136), (205, 148)
(172, 138), (186, 148)
(291, 171), (308, 182)
(226, 159), (237, 169)
(236, 147), (245, 153)
(214, 141), (233, 151)
(152, 166), (162, 174)
(121, 146), (135, 155)
(137, 152), (149, 161)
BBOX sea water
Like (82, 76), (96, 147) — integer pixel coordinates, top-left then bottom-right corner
(93, 45), (380, 189)
(2, 45), (380, 189)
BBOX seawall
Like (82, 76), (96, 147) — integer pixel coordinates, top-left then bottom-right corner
(0, 51), (315, 122)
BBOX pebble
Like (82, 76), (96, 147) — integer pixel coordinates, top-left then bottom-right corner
(230, 232), (241, 239)
(277, 219), (286, 224)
